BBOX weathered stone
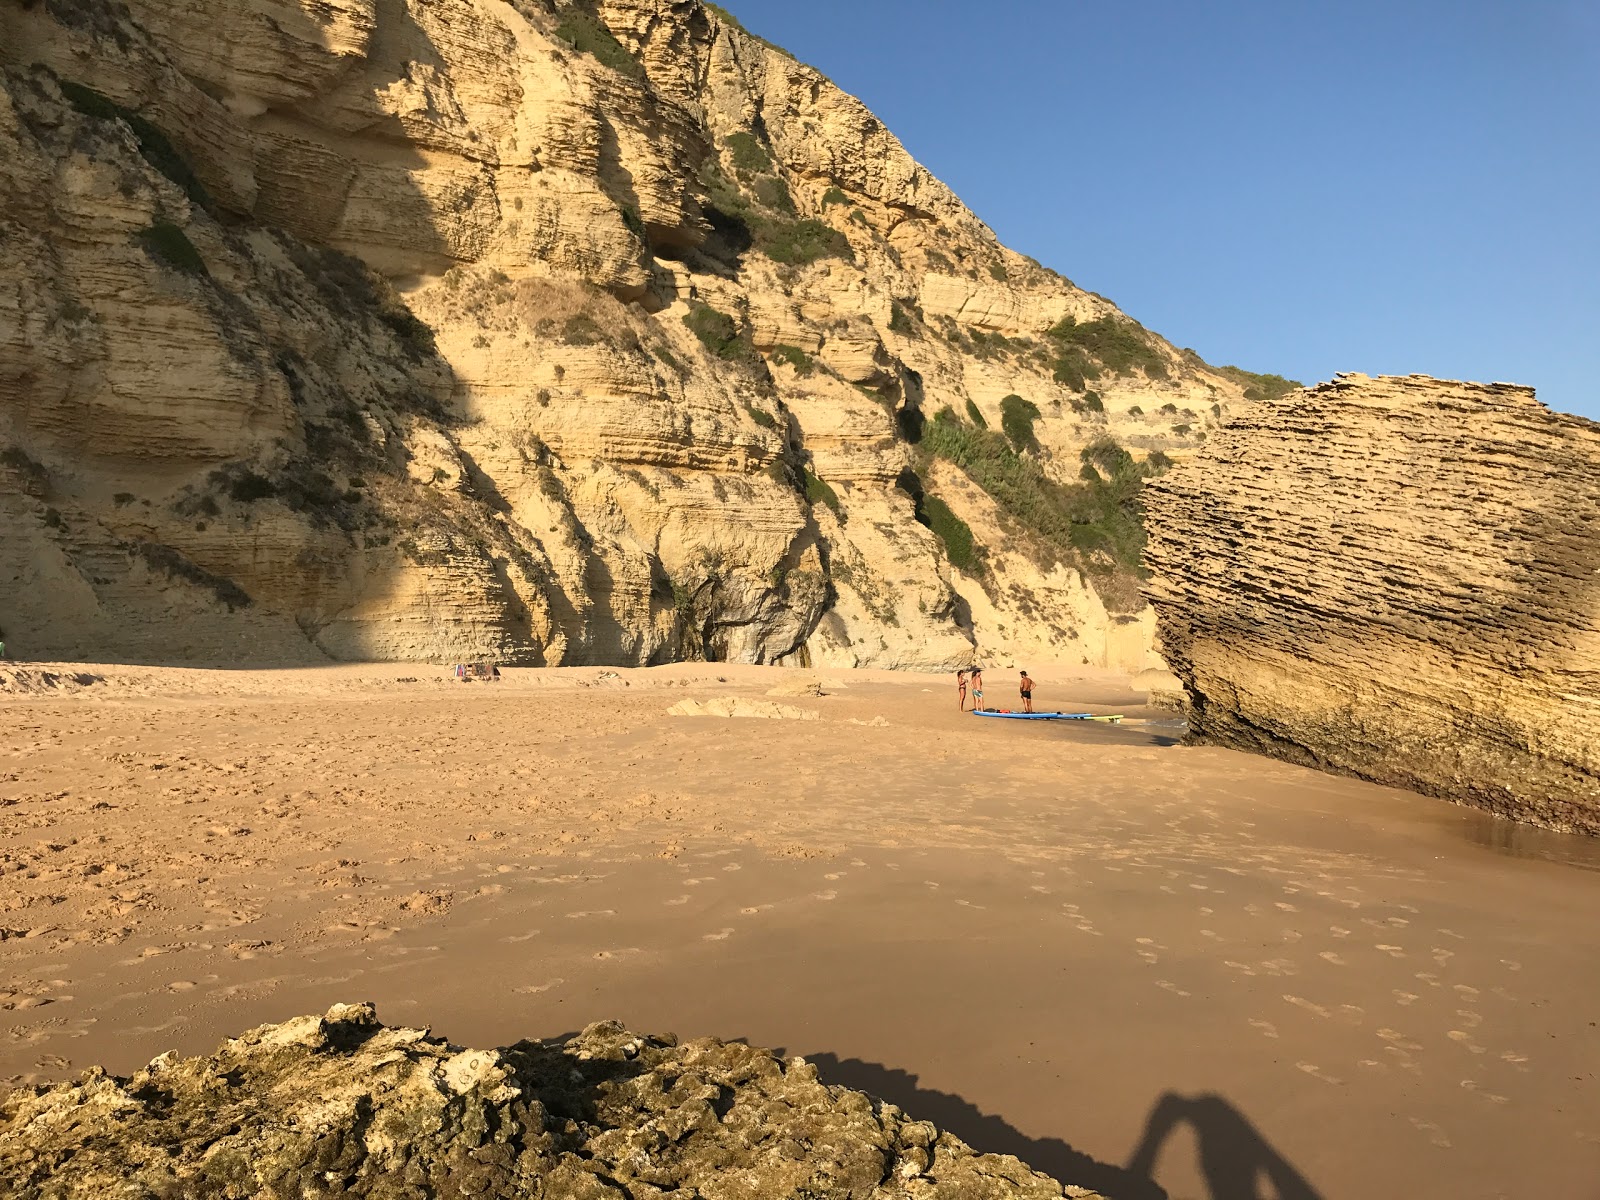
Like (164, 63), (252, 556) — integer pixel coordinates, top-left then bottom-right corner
(0, 1004), (1099, 1199)
(1145, 373), (1600, 835)
(0, 0), (1256, 671)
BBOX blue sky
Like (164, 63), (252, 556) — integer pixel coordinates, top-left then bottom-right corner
(720, 0), (1599, 418)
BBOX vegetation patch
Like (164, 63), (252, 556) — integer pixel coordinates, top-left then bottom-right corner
(999, 394), (1042, 453)
(988, 261), (1009, 283)
(59, 80), (209, 207)
(139, 221), (208, 278)
(554, 8), (642, 78)
(821, 187), (848, 206)
(918, 409), (1169, 609)
(744, 403), (779, 431)
(769, 344), (815, 375)
(724, 131), (773, 174)
(964, 398), (988, 428)
(702, 2), (797, 58)
(887, 302), (915, 336)
(895, 468), (979, 573)
(761, 218), (852, 266)
(683, 302), (757, 364)
(1046, 315), (1169, 391)
(1213, 365), (1303, 403)
(803, 468), (840, 515)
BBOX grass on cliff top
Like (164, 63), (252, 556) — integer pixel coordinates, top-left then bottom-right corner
(1212, 365), (1304, 403)
(702, 2), (797, 58)
(918, 407), (1167, 609)
(1047, 315), (1169, 392)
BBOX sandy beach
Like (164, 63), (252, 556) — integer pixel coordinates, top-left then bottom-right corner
(2, 663), (1597, 1200)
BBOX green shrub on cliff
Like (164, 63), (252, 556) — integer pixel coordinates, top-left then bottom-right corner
(554, 10), (642, 78)
(999, 394), (1042, 453)
(683, 303), (757, 364)
(1047, 315), (1169, 390)
(1213, 365), (1303, 403)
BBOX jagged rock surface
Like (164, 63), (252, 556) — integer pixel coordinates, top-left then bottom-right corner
(0, 0), (1260, 670)
(0, 1003), (1100, 1199)
(1145, 374), (1600, 835)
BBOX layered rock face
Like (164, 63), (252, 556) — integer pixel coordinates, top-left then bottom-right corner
(0, 0), (1259, 669)
(0, 1003), (1097, 1199)
(1145, 374), (1600, 835)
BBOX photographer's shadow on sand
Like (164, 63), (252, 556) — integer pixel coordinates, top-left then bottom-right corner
(803, 1054), (1323, 1200)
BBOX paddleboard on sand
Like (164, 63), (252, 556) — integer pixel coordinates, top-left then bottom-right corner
(973, 711), (1123, 723)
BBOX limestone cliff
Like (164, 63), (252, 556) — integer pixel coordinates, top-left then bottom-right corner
(1145, 374), (1600, 835)
(0, 0), (1264, 669)
(0, 1003), (1099, 1198)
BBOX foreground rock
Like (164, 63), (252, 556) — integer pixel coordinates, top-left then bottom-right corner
(0, 0), (1263, 672)
(1145, 374), (1600, 835)
(0, 1004), (1098, 1199)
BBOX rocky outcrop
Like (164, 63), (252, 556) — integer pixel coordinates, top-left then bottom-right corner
(0, 0), (1264, 670)
(0, 1003), (1098, 1199)
(1145, 374), (1600, 835)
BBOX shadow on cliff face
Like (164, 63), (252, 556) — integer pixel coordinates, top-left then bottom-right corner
(0, 0), (570, 667)
(797, 1054), (1324, 1200)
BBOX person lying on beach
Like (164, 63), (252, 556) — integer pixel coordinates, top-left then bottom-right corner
(1019, 670), (1035, 713)
(957, 669), (969, 710)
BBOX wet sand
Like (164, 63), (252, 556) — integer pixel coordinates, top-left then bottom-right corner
(2, 663), (1597, 1199)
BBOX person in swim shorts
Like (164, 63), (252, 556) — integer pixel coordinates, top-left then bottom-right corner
(1019, 669), (1035, 713)
(969, 665), (984, 712)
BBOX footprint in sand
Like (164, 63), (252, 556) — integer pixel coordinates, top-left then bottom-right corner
(954, 899), (985, 909)
(723, 864), (742, 873)
(1284, 995), (1330, 1019)
(1275, 902), (1299, 913)
(813, 890), (838, 901)
(1447, 1032), (1487, 1054)
(566, 910), (616, 919)
(703, 928), (735, 941)
(1199, 929), (1221, 940)
(1378, 1028), (1424, 1051)
(1459, 1079), (1509, 1104)
(1375, 944), (1406, 958)
(502, 930), (542, 943)
(1500, 959), (1522, 971)
(1248, 1019), (1280, 1039)
(1394, 991), (1420, 1006)
(1455, 1009), (1482, 1028)
(1319, 951), (1347, 966)
(823, 872), (843, 880)
(1409, 1117), (1452, 1147)
(513, 979), (565, 995)
(664, 895), (691, 906)
(1452, 984), (1480, 999)
(739, 905), (773, 916)
(924, 881), (941, 890)
(1330, 926), (1351, 939)
(1155, 980), (1190, 997)
(1296, 1062), (1343, 1086)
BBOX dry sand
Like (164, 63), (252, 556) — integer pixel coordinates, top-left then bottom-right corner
(1, 663), (1597, 1199)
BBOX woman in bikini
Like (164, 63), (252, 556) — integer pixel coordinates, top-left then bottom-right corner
(956, 668), (969, 710)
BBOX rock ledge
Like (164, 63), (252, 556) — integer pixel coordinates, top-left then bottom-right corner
(0, 1003), (1099, 1199)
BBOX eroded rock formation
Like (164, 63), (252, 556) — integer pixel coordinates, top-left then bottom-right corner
(0, 0), (1264, 670)
(0, 1003), (1098, 1199)
(1145, 374), (1600, 835)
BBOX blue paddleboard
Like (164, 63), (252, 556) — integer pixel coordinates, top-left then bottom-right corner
(972, 711), (1123, 723)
